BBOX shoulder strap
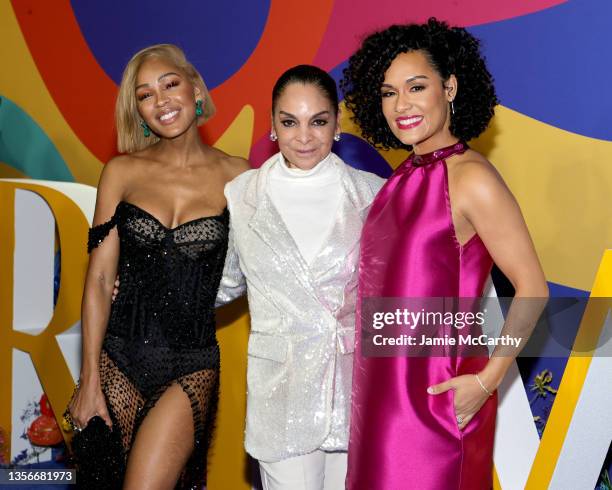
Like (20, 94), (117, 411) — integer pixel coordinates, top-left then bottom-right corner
(87, 214), (118, 253)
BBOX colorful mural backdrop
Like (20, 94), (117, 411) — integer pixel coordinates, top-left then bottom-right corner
(1, 1), (611, 488)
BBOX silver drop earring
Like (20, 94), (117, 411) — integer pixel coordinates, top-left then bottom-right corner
(334, 134), (341, 142)
(446, 84), (456, 116)
(269, 131), (278, 142)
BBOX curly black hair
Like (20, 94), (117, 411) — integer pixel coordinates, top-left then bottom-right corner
(341, 18), (498, 150)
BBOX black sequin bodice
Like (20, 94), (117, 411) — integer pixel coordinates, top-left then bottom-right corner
(89, 201), (229, 395)
(72, 200), (228, 489)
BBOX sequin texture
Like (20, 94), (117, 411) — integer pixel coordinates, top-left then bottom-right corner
(218, 153), (386, 462)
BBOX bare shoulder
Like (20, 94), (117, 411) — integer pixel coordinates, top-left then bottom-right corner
(98, 154), (138, 189)
(223, 155), (251, 180)
(208, 147), (251, 181)
(448, 149), (510, 203)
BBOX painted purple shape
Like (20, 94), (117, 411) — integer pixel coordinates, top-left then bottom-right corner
(333, 133), (393, 178)
(70, 0), (270, 90)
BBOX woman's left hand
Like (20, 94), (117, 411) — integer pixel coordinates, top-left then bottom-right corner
(427, 374), (490, 431)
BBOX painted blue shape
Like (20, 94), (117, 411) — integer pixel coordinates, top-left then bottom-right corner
(334, 133), (393, 178)
(71, 0), (270, 90)
(548, 281), (589, 298)
(536, 298), (587, 357)
(54, 249), (61, 307)
(470, 0), (612, 141)
(0, 97), (74, 181)
(329, 61), (348, 91)
(331, 0), (612, 141)
(515, 280), (593, 437)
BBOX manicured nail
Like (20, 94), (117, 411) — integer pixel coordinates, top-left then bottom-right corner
(427, 387), (434, 394)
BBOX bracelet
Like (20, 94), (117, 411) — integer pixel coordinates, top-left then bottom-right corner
(475, 374), (493, 397)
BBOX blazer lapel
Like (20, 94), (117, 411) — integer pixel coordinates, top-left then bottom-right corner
(309, 155), (377, 280)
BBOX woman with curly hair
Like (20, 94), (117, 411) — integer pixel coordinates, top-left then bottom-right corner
(341, 19), (548, 489)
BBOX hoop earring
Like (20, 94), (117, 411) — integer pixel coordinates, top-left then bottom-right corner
(195, 99), (203, 117)
(334, 134), (341, 142)
(269, 131), (278, 142)
(450, 100), (455, 116)
(140, 120), (151, 138)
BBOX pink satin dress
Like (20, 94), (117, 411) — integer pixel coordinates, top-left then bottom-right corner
(347, 142), (497, 490)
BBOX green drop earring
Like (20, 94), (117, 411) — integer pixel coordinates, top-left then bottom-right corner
(195, 99), (203, 117)
(140, 120), (151, 138)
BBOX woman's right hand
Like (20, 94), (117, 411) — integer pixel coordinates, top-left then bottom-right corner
(68, 379), (113, 430)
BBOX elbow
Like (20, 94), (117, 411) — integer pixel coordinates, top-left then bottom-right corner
(84, 270), (115, 301)
(515, 280), (549, 299)
(534, 274), (549, 298)
(96, 272), (115, 295)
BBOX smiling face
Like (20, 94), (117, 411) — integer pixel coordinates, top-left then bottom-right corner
(381, 50), (457, 154)
(272, 82), (340, 170)
(134, 57), (201, 140)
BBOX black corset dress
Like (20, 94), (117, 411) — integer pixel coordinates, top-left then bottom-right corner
(75, 200), (229, 489)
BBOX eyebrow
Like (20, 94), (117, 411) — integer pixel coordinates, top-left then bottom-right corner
(381, 75), (429, 88)
(135, 72), (181, 90)
(279, 110), (331, 119)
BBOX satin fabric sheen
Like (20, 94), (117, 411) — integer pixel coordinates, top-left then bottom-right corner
(347, 142), (497, 490)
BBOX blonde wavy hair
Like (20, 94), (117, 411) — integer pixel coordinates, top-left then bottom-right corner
(115, 44), (216, 154)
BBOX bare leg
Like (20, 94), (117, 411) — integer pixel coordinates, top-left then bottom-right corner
(123, 383), (194, 490)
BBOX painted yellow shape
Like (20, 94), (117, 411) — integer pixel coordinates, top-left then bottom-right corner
(209, 300), (251, 490)
(213, 105), (254, 159)
(0, 3), (103, 185)
(493, 467), (502, 490)
(525, 250), (612, 489)
(472, 107), (612, 292)
(207, 104), (253, 490)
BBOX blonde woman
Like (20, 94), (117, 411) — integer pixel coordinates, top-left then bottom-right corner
(66, 44), (249, 489)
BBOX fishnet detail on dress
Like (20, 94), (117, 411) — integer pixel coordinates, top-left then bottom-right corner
(99, 350), (144, 452)
(177, 369), (220, 489)
(173, 219), (227, 260)
(99, 350), (219, 489)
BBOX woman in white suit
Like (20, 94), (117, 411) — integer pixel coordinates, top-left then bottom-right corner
(217, 65), (385, 490)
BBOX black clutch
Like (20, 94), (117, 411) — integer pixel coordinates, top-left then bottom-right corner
(69, 415), (125, 489)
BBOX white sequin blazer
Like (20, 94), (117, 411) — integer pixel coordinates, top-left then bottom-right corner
(216, 152), (385, 462)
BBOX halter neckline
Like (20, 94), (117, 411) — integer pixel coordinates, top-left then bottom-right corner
(411, 141), (468, 167)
